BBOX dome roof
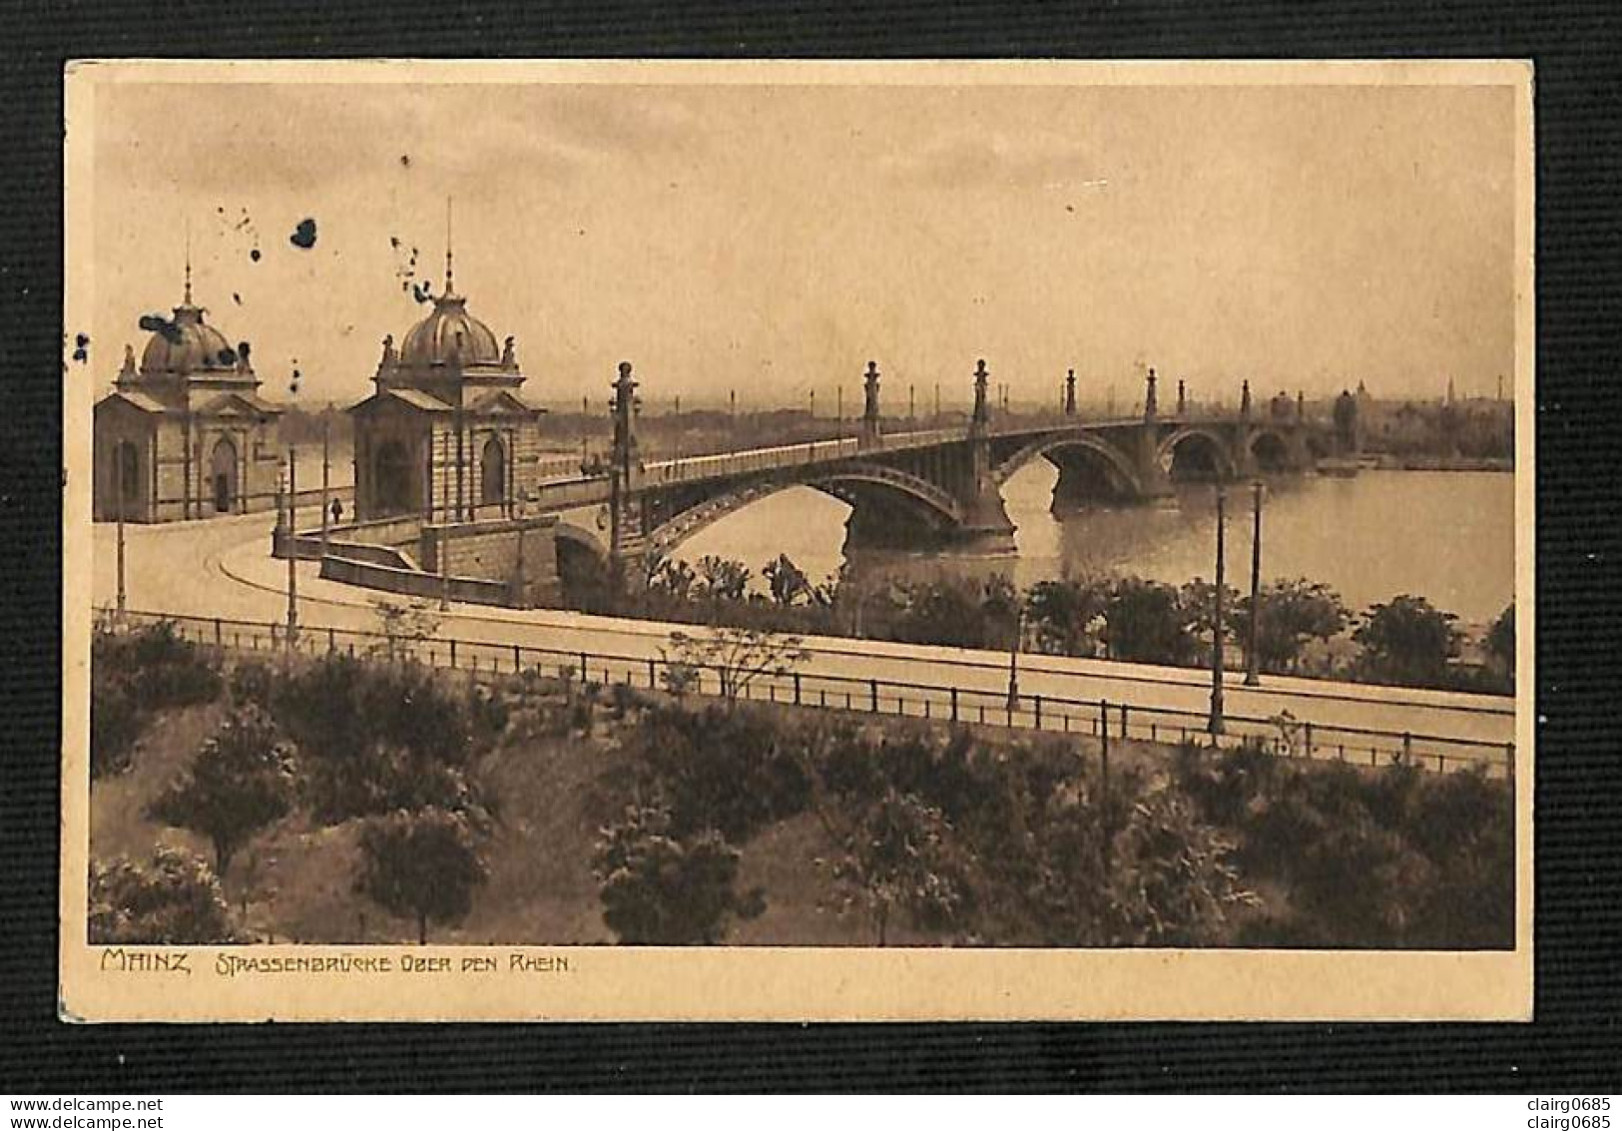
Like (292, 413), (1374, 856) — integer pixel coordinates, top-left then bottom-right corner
(139, 302), (240, 377)
(399, 293), (501, 368)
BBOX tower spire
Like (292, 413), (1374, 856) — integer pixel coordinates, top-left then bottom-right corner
(183, 221), (193, 305)
(444, 196), (454, 296)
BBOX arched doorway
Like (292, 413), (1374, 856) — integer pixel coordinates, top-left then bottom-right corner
(114, 440), (141, 519)
(373, 440), (413, 516)
(209, 437), (238, 513)
(480, 436), (506, 508)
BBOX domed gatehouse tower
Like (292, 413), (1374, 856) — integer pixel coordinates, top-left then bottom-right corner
(348, 230), (544, 523)
(92, 260), (283, 522)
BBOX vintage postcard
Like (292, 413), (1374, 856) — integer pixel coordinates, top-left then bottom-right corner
(61, 59), (1534, 1021)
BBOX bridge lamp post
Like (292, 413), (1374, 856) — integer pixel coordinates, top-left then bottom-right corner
(1245, 479), (1264, 687)
(1207, 484), (1227, 736)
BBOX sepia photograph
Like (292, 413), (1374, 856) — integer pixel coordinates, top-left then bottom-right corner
(60, 59), (1534, 1021)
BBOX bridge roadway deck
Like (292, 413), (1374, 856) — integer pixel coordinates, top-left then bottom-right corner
(529, 418), (1154, 511)
(86, 511), (1517, 772)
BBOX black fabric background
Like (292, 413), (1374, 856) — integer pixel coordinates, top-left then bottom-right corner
(2, 0), (1618, 1092)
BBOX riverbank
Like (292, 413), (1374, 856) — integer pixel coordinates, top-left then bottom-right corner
(1379, 454), (1513, 473)
(90, 625), (1514, 949)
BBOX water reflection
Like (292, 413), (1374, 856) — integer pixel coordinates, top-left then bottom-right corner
(672, 466), (1515, 624)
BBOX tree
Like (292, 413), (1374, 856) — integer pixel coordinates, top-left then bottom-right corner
(1486, 602), (1515, 683)
(821, 786), (973, 945)
(891, 578), (990, 649)
(1102, 578), (1197, 665)
(693, 555), (751, 604)
(1179, 577), (1244, 646)
(90, 678), (146, 780)
(593, 801), (764, 944)
(1025, 579), (1108, 657)
(369, 597), (441, 663)
(1236, 578), (1351, 675)
(762, 553), (813, 608)
(89, 847), (239, 945)
(354, 806), (490, 944)
(147, 705), (299, 879)
(1353, 594), (1461, 688)
(661, 627), (810, 704)
(648, 556), (697, 602)
(268, 654), (502, 825)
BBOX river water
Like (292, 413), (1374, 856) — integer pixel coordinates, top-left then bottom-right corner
(673, 466), (1516, 625)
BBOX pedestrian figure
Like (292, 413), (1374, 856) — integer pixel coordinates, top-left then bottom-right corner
(330, 497), (344, 526)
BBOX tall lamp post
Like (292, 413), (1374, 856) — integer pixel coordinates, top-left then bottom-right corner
(1006, 607), (1023, 716)
(285, 448), (299, 649)
(1245, 480), (1264, 686)
(114, 446), (127, 619)
(1207, 485), (1227, 735)
(320, 418), (331, 560)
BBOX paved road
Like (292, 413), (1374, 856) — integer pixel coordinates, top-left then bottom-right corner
(92, 511), (1518, 773)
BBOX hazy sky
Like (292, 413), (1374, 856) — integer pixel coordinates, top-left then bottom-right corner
(83, 74), (1519, 411)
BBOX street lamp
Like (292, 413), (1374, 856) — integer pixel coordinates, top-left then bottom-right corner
(284, 449), (299, 649)
(1245, 479), (1264, 686)
(114, 443), (127, 618)
(1208, 484), (1227, 735)
(1006, 607), (1024, 717)
(320, 417), (331, 560)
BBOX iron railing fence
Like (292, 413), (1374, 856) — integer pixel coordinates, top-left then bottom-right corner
(98, 608), (1514, 779)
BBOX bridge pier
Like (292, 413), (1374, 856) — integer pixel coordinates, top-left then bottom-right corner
(1131, 423), (1176, 501)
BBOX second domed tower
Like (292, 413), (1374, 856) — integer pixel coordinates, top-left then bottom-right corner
(348, 230), (545, 523)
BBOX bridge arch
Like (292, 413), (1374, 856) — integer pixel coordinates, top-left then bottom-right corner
(992, 433), (1145, 499)
(1247, 428), (1292, 473)
(647, 463), (962, 558)
(1158, 426), (1238, 482)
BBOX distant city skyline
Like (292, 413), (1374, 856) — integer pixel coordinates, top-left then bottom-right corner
(82, 72), (1519, 411)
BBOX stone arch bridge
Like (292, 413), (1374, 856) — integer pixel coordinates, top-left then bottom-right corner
(541, 363), (1326, 579)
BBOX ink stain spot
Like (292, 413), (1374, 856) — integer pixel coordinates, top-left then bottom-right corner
(138, 313), (183, 344)
(232, 292), (242, 305)
(400, 154), (411, 167)
(250, 248), (262, 263)
(411, 280), (435, 304)
(72, 333), (90, 364)
(389, 236), (401, 250)
(289, 217), (317, 250)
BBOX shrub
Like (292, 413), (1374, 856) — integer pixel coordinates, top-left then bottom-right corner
(267, 655), (499, 824)
(147, 704), (299, 878)
(90, 620), (222, 777)
(822, 785), (974, 945)
(111, 621), (222, 708)
(88, 847), (239, 945)
(90, 679), (146, 780)
(228, 660), (276, 708)
(594, 800), (764, 944)
(354, 806), (490, 944)
(631, 703), (812, 842)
